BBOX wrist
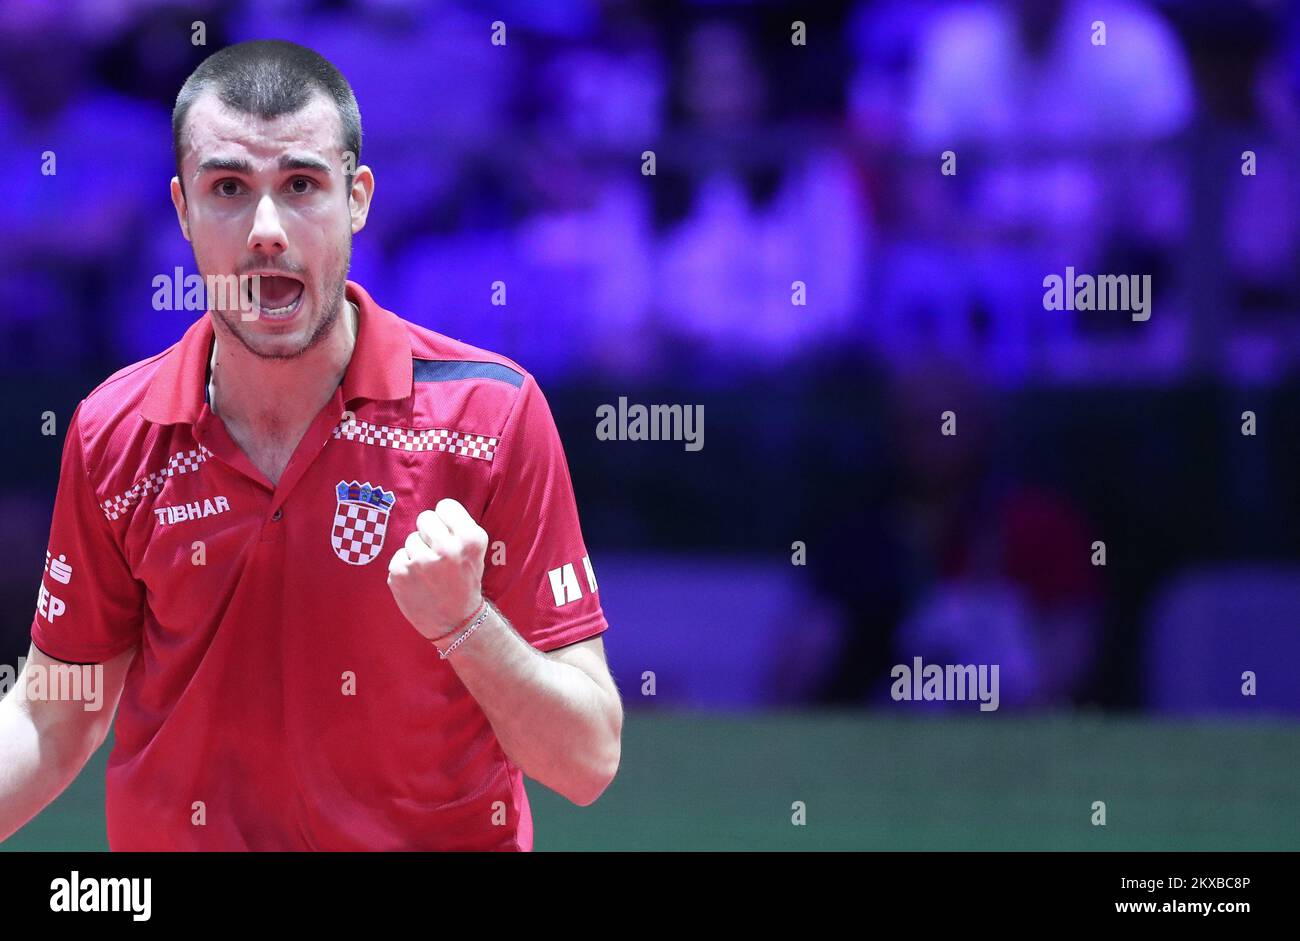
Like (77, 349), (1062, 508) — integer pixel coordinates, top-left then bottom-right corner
(431, 595), (488, 649)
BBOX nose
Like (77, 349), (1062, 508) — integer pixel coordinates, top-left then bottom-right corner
(247, 194), (287, 255)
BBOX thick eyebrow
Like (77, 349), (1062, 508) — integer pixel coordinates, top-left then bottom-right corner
(278, 155), (332, 175)
(195, 154), (334, 177)
(196, 156), (254, 176)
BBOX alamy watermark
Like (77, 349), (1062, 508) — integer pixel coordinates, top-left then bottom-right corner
(50, 871), (150, 921)
(1042, 267), (1151, 322)
(151, 268), (266, 320)
(596, 397), (703, 451)
(0, 658), (103, 712)
(890, 656), (1000, 711)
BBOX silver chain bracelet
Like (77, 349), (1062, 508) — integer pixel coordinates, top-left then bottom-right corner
(436, 602), (491, 659)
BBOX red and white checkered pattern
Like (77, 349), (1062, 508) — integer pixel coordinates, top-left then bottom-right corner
(101, 446), (213, 521)
(332, 418), (497, 462)
(330, 501), (390, 565)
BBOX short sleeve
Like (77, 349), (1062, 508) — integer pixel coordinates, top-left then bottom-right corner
(478, 375), (607, 652)
(30, 402), (145, 664)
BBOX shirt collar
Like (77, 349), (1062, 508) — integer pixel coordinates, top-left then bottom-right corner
(140, 280), (413, 426)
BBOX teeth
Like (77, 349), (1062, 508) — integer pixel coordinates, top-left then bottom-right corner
(245, 276), (302, 316)
(256, 291), (301, 316)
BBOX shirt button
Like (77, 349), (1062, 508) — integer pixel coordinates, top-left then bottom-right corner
(271, 508), (283, 522)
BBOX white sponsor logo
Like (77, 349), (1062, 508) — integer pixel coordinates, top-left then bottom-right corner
(546, 555), (598, 607)
(153, 495), (231, 526)
(36, 583), (65, 623)
(44, 551), (73, 584)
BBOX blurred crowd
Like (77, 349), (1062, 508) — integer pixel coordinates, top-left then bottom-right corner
(2, 0), (1297, 383)
(2, 0), (1299, 713)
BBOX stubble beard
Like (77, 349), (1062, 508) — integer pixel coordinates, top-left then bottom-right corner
(211, 236), (352, 362)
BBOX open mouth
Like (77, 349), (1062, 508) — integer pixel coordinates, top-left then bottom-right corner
(245, 274), (305, 320)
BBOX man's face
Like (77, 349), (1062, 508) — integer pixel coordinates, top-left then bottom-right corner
(170, 89), (372, 360)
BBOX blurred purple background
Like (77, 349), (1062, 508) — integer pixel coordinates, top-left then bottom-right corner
(2, 0), (1299, 716)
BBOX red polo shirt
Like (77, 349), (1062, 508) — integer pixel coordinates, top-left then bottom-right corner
(30, 280), (608, 851)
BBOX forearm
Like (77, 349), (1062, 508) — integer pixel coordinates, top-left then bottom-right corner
(0, 697), (93, 843)
(438, 604), (620, 805)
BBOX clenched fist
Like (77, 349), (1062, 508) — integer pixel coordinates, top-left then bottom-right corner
(387, 497), (489, 641)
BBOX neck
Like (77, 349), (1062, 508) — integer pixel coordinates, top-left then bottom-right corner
(208, 299), (358, 433)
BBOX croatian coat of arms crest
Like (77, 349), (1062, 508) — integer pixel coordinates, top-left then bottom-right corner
(330, 480), (396, 565)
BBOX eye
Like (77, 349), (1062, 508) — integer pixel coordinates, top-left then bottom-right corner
(288, 176), (318, 194)
(214, 178), (244, 197)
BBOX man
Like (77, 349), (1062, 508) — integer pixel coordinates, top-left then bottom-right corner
(0, 40), (620, 851)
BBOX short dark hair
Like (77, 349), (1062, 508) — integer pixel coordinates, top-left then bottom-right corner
(172, 39), (362, 192)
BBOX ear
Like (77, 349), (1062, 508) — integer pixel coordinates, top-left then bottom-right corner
(170, 177), (191, 242)
(348, 166), (375, 235)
